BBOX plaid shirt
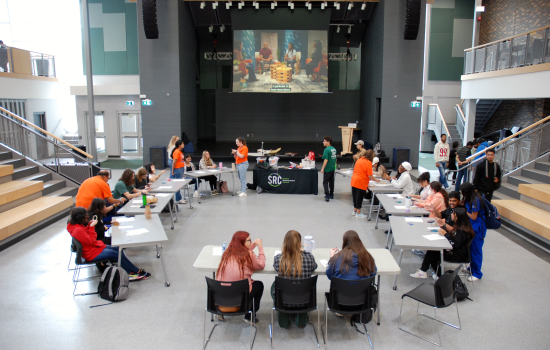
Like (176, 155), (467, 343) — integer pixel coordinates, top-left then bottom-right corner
(273, 251), (318, 279)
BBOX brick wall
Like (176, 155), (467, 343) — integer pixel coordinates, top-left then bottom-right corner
(482, 99), (550, 134)
(479, 0), (550, 44)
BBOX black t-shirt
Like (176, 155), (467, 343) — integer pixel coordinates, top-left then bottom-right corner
(186, 166), (192, 172)
(440, 207), (457, 228)
(134, 175), (148, 190)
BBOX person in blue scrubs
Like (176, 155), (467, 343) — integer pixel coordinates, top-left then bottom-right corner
(460, 182), (486, 282)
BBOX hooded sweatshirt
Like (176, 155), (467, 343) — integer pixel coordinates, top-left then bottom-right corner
(67, 222), (106, 262)
(434, 141), (450, 163)
(326, 252), (377, 280)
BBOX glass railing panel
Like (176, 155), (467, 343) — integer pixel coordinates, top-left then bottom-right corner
(464, 51), (474, 74)
(485, 44), (498, 71)
(545, 28), (550, 63)
(498, 41), (511, 69)
(474, 48), (486, 72)
(526, 30), (546, 66)
(511, 36), (527, 68)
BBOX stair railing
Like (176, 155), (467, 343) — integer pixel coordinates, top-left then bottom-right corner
(448, 114), (550, 181)
(427, 104), (453, 145)
(455, 103), (466, 141)
(0, 109), (101, 184)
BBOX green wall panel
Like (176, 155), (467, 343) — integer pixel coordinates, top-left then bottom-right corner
(431, 9), (454, 33)
(104, 51), (128, 74)
(454, 0), (475, 19)
(428, 33), (463, 80)
(90, 28), (105, 74)
(102, 0), (125, 13)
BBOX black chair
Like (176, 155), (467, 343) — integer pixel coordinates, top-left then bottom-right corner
(439, 239), (475, 293)
(270, 276), (320, 348)
(67, 241), (77, 271)
(322, 276), (376, 349)
(398, 266), (461, 346)
(71, 237), (113, 296)
(204, 277), (257, 350)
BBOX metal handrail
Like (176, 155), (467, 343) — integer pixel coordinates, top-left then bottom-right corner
(428, 103), (451, 137)
(464, 24), (550, 52)
(0, 106), (92, 159)
(455, 103), (466, 123)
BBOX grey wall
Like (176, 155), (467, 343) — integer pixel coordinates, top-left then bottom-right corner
(215, 90), (360, 142)
(138, 0), (197, 162)
(26, 99), (65, 139)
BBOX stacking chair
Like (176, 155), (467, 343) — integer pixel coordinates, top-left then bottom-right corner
(71, 237), (113, 296)
(398, 266), (461, 346)
(443, 239), (475, 292)
(322, 276), (376, 349)
(67, 241), (76, 271)
(270, 276), (320, 348)
(204, 277), (257, 350)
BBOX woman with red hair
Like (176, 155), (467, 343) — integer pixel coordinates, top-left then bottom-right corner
(216, 231), (265, 325)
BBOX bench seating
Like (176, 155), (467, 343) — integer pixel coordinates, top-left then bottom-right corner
(518, 184), (550, 205)
(0, 181), (43, 206)
(493, 200), (550, 240)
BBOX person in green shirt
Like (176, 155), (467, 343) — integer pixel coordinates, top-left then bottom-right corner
(321, 136), (337, 202)
(113, 168), (148, 202)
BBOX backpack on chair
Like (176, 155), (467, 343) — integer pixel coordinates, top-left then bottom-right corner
(98, 266), (129, 302)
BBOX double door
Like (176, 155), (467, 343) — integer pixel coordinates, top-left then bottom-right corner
(87, 112), (142, 157)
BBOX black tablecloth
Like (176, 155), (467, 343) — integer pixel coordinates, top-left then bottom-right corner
(253, 168), (318, 195)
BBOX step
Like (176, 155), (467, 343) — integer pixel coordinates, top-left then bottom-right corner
(522, 168), (550, 184)
(12, 166), (39, 180)
(498, 182), (521, 199)
(518, 184), (550, 205)
(46, 187), (79, 198)
(508, 175), (545, 187)
(0, 164), (14, 177)
(0, 158), (25, 169)
(0, 181), (43, 206)
(535, 161), (550, 173)
(42, 180), (66, 196)
(17, 172), (52, 183)
(492, 191), (516, 201)
(0, 151), (12, 161)
(493, 200), (550, 241)
(0, 196), (73, 242)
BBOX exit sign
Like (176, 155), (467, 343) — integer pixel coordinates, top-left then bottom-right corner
(411, 101), (421, 108)
(142, 99), (152, 106)
(126, 101), (134, 106)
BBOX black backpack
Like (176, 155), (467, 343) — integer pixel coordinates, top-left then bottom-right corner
(351, 285), (378, 324)
(446, 270), (471, 301)
(98, 266), (129, 302)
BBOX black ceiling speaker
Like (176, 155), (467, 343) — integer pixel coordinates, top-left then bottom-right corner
(142, 0), (159, 39)
(404, 0), (421, 40)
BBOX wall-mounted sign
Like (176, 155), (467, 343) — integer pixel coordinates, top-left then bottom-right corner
(126, 101), (134, 106)
(411, 101), (421, 108)
(142, 99), (152, 106)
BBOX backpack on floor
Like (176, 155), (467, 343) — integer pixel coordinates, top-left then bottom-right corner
(482, 197), (501, 229)
(217, 181), (229, 193)
(446, 270), (471, 301)
(98, 266), (129, 302)
(350, 285), (378, 324)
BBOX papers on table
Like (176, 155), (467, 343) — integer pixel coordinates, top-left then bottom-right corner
(372, 183), (390, 187)
(274, 250), (282, 256)
(212, 247), (223, 256)
(126, 228), (149, 236)
(115, 217), (134, 222)
(155, 193), (170, 197)
(158, 186), (172, 189)
(423, 234), (447, 241)
(118, 226), (133, 229)
(194, 171), (206, 174)
(172, 179), (186, 182)
(394, 206), (407, 209)
(426, 227), (440, 231)
(405, 217), (423, 223)
(387, 194), (404, 198)
(132, 199), (142, 204)
(130, 205), (141, 208)
(208, 170), (219, 172)
(319, 259), (328, 267)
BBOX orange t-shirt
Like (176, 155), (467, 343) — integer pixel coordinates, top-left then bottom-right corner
(172, 149), (185, 169)
(351, 158), (373, 190)
(235, 145), (248, 164)
(75, 176), (113, 209)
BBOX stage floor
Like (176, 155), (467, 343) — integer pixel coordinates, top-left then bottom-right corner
(237, 70), (328, 93)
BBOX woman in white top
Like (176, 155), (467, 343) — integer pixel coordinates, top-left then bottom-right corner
(199, 150), (219, 195)
(411, 172), (431, 200)
(284, 43), (297, 74)
(167, 135), (180, 170)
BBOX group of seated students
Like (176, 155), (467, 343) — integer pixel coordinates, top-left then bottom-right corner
(216, 229), (376, 327)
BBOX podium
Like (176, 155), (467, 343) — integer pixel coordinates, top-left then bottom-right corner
(338, 126), (361, 156)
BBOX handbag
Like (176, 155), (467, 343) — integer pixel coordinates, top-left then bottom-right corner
(217, 181), (229, 193)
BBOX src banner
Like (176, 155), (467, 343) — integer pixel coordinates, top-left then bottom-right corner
(253, 168), (318, 195)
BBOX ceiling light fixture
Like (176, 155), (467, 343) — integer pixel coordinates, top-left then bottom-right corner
(212, 1), (218, 9)
(254, 1), (259, 9)
(271, 1), (277, 10)
(348, 25), (352, 34)
(336, 25), (340, 33)
(200, 1), (205, 9)
(220, 25), (225, 32)
(289, 1), (294, 9)
(209, 25), (213, 33)
(361, 2), (366, 10)
(226, 1), (232, 9)
(348, 2), (353, 10)
(238, 1), (244, 9)
(334, 2), (340, 10)
(321, 1), (327, 10)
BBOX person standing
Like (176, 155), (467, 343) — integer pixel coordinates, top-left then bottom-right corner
(473, 148), (501, 202)
(0, 40), (8, 72)
(460, 182), (486, 282)
(167, 135), (180, 170)
(351, 150), (379, 218)
(455, 141), (474, 191)
(449, 141), (459, 185)
(434, 134), (450, 188)
(321, 136), (337, 202)
(170, 140), (186, 204)
(232, 137), (249, 197)
(474, 138), (489, 160)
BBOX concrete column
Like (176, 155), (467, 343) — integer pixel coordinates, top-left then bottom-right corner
(463, 99), (476, 142)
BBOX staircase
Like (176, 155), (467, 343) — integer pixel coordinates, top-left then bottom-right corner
(0, 146), (76, 250)
(475, 99), (502, 134)
(446, 125), (462, 147)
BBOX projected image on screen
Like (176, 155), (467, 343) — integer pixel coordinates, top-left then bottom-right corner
(233, 30), (328, 93)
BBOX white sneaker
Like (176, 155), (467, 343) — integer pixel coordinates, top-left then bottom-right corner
(237, 191), (243, 195)
(352, 211), (356, 216)
(193, 190), (199, 198)
(467, 276), (479, 282)
(355, 213), (368, 219)
(410, 270), (427, 279)
(432, 272), (439, 281)
(177, 199), (187, 204)
(238, 192), (247, 197)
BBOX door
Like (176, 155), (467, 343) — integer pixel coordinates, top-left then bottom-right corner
(119, 112), (142, 156)
(85, 112), (106, 159)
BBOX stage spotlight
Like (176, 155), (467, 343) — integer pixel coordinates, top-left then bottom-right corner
(321, 1), (327, 10)
(336, 25), (340, 33)
(209, 25), (213, 33)
(271, 1), (277, 9)
(220, 25), (225, 32)
(254, 1), (259, 9)
(307, 2), (311, 10)
(348, 25), (352, 33)
(348, 2), (353, 10)
(361, 2), (366, 10)
(290, 1), (294, 9)
(238, 1), (243, 9)
(200, 1), (205, 9)
(212, 1), (218, 9)
(334, 2), (340, 10)
(226, 1), (232, 9)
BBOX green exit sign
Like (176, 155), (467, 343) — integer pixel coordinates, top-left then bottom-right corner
(411, 101), (421, 108)
(142, 99), (152, 106)
(126, 101), (134, 106)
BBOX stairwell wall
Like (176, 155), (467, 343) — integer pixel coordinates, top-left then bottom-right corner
(482, 99), (550, 135)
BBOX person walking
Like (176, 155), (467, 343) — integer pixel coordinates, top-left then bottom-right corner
(473, 148), (501, 202)
(434, 134), (450, 188)
(455, 141), (474, 191)
(170, 140), (187, 204)
(321, 136), (337, 202)
(232, 137), (249, 197)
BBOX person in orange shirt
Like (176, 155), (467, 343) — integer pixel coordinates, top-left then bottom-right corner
(170, 140), (186, 204)
(75, 170), (125, 215)
(351, 150), (380, 218)
(232, 137), (249, 197)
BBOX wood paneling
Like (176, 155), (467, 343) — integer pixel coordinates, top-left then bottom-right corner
(518, 184), (550, 205)
(0, 181), (43, 206)
(493, 200), (550, 240)
(0, 165), (13, 178)
(10, 48), (32, 75)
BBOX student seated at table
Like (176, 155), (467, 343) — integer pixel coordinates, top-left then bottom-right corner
(75, 170), (125, 216)
(382, 161), (414, 196)
(183, 154), (201, 195)
(216, 231), (265, 325)
(410, 207), (474, 279)
(273, 230), (318, 328)
(67, 207), (150, 279)
(144, 162), (165, 183)
(412, 181), (448, 218)
(134, 168), (151, 190)
(199, 150), (219, 195)
(372, 157), (387, 177)
(327, 230), (377, 321)
(113, 169), (148, 202)
(427, 191), (462, 233)
(87, 198), (113, 246)
(410, 172), (430, 200)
